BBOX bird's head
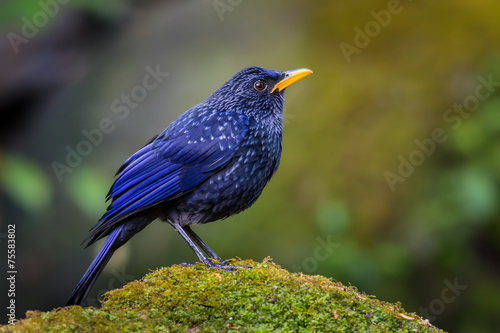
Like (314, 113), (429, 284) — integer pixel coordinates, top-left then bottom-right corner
(208, 66), (312, 119)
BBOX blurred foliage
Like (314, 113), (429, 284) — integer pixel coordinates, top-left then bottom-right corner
(0, 0), (125, 28)
(0, 0), (499, 332)
(0, 152), (51, 213)
(66, 166), (108, 220)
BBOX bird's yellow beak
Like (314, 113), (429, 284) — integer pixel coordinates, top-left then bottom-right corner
(271, 68), (313, 93)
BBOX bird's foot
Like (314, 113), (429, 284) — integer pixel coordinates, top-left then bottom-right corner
(204, 258), (252, 271)
(206, 262), (252, 271)
(178, 260), (251, 270)
(179, 262), (195, 267)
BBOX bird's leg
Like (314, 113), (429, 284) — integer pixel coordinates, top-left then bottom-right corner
(172, 223), (213, 267)
(184, 227), (250, 267)
(183, 226), (222, 262)
(172, 224), (250, 271)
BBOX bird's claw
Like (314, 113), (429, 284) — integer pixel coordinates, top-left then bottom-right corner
(179, 262), (195, 267)
(204, 259), (252, 271)
(208, 263), (252, 271)
(178, 260), (252, 271)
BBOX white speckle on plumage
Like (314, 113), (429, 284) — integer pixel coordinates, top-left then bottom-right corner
(226, 162), (240, 176)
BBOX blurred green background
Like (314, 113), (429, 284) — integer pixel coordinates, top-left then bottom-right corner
(1, 0), (500, 331)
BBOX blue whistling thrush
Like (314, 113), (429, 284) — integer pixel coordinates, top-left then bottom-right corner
(66, 66), (312, 306)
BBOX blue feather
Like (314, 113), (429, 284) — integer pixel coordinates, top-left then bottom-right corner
(67, 66), (311, 306)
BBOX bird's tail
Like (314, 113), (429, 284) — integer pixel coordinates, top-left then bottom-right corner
(66, 224), (124, 306)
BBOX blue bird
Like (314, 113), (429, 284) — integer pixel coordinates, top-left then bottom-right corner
(66, 66), (312, 306)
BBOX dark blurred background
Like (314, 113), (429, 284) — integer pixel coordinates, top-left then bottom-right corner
(1, 0), (499, 331)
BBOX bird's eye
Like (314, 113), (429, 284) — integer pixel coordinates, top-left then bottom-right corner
(253, 80), (267, 91)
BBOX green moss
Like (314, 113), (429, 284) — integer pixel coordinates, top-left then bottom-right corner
(1, 258), (445, 332)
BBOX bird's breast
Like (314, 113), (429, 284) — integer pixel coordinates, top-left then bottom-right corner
(167, 127), (282, 226)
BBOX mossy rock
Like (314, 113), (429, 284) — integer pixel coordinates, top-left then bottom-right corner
(2, 258), (444, 332)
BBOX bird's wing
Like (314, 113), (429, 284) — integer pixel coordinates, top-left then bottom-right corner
(153, 112), (249, 190)
(86, 111), (249, 243)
